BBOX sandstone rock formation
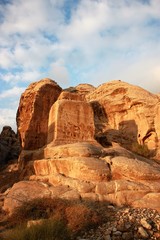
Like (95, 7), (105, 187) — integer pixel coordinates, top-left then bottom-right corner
(16, 78), (62, 150)
(86, 80), (160, 156)
(75, 83), (95, 95)
(48, 91), (96, 145)
(0, 126), (20, 165)
(3, 79), (160, 215)
(3, 144), (160, 214)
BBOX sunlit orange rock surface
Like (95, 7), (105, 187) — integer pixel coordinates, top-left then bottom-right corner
(3, 79), (160, 215)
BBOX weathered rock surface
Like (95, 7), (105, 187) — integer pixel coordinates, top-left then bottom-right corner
(48, 91), (96, 145)
(3, 180), (80, 215)
(16, 78), (62, 150)
(3, 143), (160, 214)
(75, 83), (95, 95)
(86, 80), (160, 156)
(0, 126), (20, 165)
(3, 79), (160, 216)
(64, 83), (95, 96)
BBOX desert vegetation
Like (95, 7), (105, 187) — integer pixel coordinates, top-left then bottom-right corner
(0, 197), (106, 240)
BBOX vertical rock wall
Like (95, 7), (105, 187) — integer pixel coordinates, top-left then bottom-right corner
(48, 92), (96, 145)
(16, 78), (62, 150)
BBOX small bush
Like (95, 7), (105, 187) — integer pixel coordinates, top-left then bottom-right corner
(65, 203), (100, 233)
(131, 142), (150, 158)
(9, 198), (67, 224)
(4, 219), (71, 240)
(8, 198), (103, 238)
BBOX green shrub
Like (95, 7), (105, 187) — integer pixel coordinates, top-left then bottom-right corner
(4, 219), (71, 240)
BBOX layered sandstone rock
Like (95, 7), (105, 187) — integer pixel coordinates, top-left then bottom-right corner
(47, 91), (96, 145)
(3, 79), (160, 215)
(16, 78), (62, 150)
(86, 80), (160, 156)
(3, 143), (160, 214)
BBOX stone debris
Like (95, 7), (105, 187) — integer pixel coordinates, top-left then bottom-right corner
(76, 206), (160, 240)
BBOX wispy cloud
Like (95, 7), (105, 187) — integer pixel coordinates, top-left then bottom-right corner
(0, 86), (25, 99)
(0, 0), (160, 130)
(0, 108), (17, 131)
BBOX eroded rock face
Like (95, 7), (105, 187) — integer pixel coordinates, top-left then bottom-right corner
(4, 79), (160, 215)
(0, 126), (20, 165)
(16, 78), (62, 150)
(75, 83), (95, 95)
(47, 91), (96, 145)
(86, 80), (160, 155)
(3, 143), (160, 214)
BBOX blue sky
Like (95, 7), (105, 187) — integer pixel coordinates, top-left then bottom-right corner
(0, 0), (160, 131)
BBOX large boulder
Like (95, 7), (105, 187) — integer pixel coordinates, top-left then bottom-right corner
(48, 91), (96, 145)
(87, 80), (160, 157)
(16, 78), (62, 150)
(3, 180), (80, 215)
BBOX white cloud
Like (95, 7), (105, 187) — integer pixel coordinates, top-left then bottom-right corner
(0, 0), (64, 35)
(0, 70), (41, 84)
(48, 60), (70, 86)
(0, 48), (14, 68)
(0, 86), (25, 99)
(0, 109), (17, 132)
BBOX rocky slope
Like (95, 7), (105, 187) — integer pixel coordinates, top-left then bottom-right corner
(77, 206), (160, 240)
(2, 78), (160, 217)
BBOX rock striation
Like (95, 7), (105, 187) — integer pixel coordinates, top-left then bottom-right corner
(48, 91), (96, 145)
(3, 79), (160, 215)
(16, 78), (62, 150)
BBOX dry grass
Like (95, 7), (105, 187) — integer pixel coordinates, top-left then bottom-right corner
(2, 219), (71, 240)
(3, 197), (106, 239)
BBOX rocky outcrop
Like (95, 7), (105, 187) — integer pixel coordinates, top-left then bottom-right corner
(64, 83), (95, 96)
(48, 91), (96, 145)
(86, 80), (160, 156)
(0, 126), (20, 165)
(75, 83), (95, 95)
(16, 78), (62, 150)
(3, 79), (160, 215)
(3, 144), (160, 214)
